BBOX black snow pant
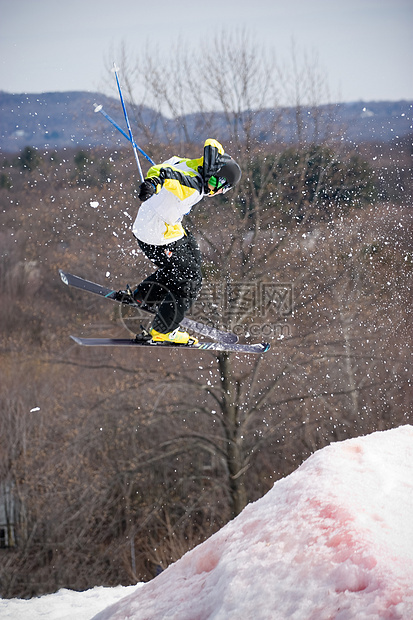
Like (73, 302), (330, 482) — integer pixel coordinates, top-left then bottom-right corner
(133, 231), (202, 333)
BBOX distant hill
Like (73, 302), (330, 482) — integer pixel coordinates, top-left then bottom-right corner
(0, 91), (411, 153)
(0, 91), (160, 153)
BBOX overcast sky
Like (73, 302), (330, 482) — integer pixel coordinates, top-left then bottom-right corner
(1, 0), (412, 104)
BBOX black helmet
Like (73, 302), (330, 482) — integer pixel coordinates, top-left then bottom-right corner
(208, 158), (242, 194)
(218, 158), (242, 189)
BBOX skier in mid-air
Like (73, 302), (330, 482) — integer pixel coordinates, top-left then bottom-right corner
(116, 138), (241, 345)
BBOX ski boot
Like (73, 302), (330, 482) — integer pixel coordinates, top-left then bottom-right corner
(149, 327), (198, 345)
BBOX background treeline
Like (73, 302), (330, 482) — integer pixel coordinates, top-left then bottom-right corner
(0, 36), (412, 598)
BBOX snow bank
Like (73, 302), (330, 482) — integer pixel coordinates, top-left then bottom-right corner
(0, 585), (143, 620)
(93, 425), (413, 620)
(1, 426), (412, 620)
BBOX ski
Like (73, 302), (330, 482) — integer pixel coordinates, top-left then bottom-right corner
(59, 269), (238, 344)
(70, 336), (270, 354)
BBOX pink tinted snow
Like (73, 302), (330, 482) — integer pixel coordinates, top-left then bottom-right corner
(93, 425), (413, 620)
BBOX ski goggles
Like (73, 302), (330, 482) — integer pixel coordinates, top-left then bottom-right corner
(208, 175), (230, 193)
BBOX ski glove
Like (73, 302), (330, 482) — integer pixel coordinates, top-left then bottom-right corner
(138, 179), (157, 202)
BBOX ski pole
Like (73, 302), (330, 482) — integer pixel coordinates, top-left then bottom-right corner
(113, 63), (145, 182)
(94, 104), (155, 165)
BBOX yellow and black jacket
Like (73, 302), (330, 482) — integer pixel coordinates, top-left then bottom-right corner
(132, 139), (230, 245)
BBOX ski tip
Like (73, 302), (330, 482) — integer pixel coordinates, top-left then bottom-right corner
(59, 269), (69, 285)
(70, 335), (83, 345)
(263, 343), (271, 353)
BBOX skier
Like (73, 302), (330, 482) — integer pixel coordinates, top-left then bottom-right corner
(117, 138), (241, 344)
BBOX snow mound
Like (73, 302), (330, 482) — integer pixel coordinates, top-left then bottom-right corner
(0, 585), (143, 620)
(93, 425), (413, 620)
